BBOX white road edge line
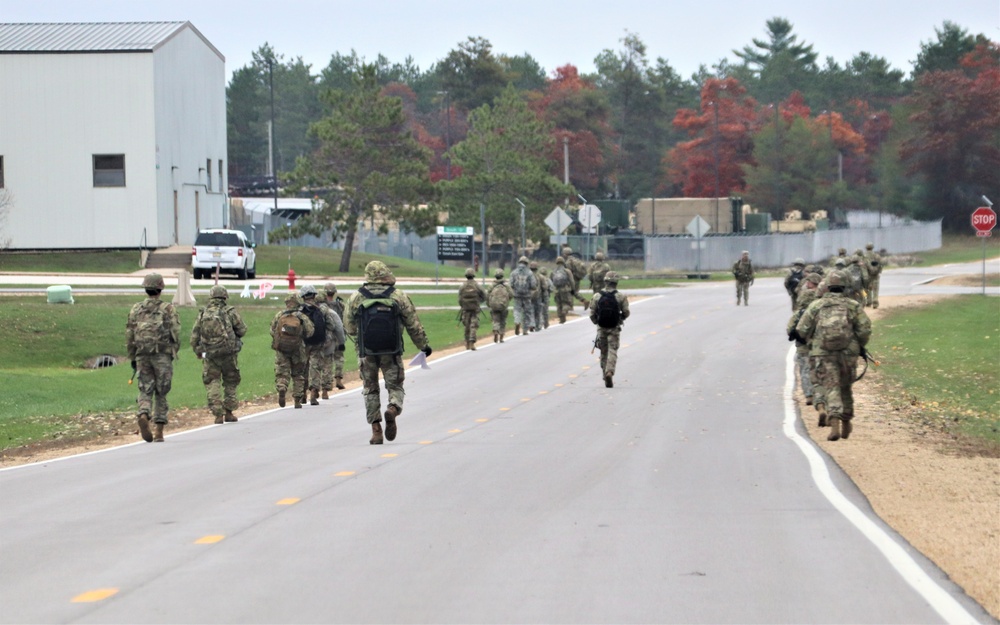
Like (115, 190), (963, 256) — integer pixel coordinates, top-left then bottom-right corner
(783, 347), (980, 625)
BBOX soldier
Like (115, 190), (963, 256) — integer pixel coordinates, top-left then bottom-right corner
(190, 285), (247, 424)
(550, 256), (576, 324)
(125, 273), (181, 443)
(817, 257), (850, 297)
(486, 269), (514, 342)
(732, 250), (754, 306)
(589, 271), (630, 388)
(830, 247), (848, 267)
(269, 294), (315, 409)
(796, 273), (872, 441)
(299, 285), (338, 405)
(561, 246), (590, 309)
(783, 258), (806, 310)
(846, 250), (870, 306)
(537, 267), (554, 329)
(786, 273), (822, 407)
(864, 243), (883, 308)
(509, 256), (537, 335)
(587, 251), (611, 294)
(323, 282), (348, 389)
(528, 261), (545, 332)
(344, 260), (432, 445)
(458, 267), (487, 350)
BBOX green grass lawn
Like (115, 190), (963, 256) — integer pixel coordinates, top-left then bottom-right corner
(0, 250), (142, 273)
(907, 233), (1000, 266)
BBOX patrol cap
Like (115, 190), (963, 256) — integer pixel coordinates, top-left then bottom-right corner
(866, 242), (874, 250)
(805, 272), (822, 285)
(827, 273), (845, 287)
(495, 270), (504, 279)
(209, 285), (228, 299)
(595, 251), (605, 260)
(465, 268), (476, 278)
(555, 256), (565, 265)
(324, 282), (338, 295)
(365, 260), (395, 284)
(142, 273), (165, 290)
(529, 261), (538, 270)
(284, 293), (300, 307)
(604, 271), (621, 283)
(838, 247), (847, 255)
(562, 246), (573, 255)
(299, 284), (318, 298)
(854, 248), (864, 256)
(834, 258), (847, 267)
(793, 258), (804, 266)
(518, 256), (529, 265)
(539, 267), (549, 275)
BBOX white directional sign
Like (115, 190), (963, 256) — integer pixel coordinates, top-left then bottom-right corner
(578, 204), (602, 232)
(686, 215), (711, 238)
(544, 207), (572, 234)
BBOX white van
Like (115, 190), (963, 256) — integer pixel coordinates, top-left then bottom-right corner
(191, 229), (257, 280)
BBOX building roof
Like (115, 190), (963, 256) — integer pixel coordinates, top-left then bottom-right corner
(0, 21), (223, 61)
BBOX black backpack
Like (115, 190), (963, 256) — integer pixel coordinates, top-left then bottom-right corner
(787, 268), (804, 293)
(302, 305), (326, 346)
(357, 286), (403, 357)
(595, 291), (622, 328)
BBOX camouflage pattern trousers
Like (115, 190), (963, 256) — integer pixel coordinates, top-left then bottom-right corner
(810, 352), (858, 420)
(534, 298), (549, 329)
(490, 308), (509, 335)
(305, 343), (331, 391)
(201, 353), (241, 417)
(461, 309), (481, 343)
(136, 352), (174, 424)
(594, 326), (622, 377)
(867, 275), (880, 308)
(735, 279), (751, 304)
(513, 296), (536, 331)
(274, 348), (308, 402)
(794, 346), (813, 399)
(360, 354), (406, 424)
(554, 288), (574, 322)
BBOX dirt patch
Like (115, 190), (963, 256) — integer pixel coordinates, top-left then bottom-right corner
(929, 272), (999, 288)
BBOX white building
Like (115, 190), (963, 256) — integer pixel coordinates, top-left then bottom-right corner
(0, 21), (227, 249)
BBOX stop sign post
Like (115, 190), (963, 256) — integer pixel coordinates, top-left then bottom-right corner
(972, 206), (997, 237)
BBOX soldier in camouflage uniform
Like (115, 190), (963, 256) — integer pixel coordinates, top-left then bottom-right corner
(486, 269), (514, 342)
(561, 246), (590, 309)
(527, 261), (546, 332)
(126, 273), (181, 443)
(550, 256), (576, 324)
(537, 267), (554, 329)
(830, 247), (848, 267)
(817, 257), (850, 297)
(345, 260), (432, 445)
(796, 273), (872, 441)
(863, 243), (883, 308)
(732, 251), (754, 305)
(587, 251), (611, 294)
(323, 282), (348, 389)
(190, 285), (247, 424)
(786, 273), (822, 407)
(783, 258), (806, 310)
(589, 271), (630, 388)
(269, 294), (315, 409)
(509, 256), (537, 335)
(848, 250), (870, 306)
(458, 267), (487, 349)
(300, 285), (344, 404)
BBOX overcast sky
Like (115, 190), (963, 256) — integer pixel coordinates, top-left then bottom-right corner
(3, 0), (998, 82)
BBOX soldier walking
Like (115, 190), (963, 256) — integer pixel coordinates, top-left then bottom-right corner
(561, 246), (590, 309)
(323, 282), (348, 389)
(509, 256), (537, 335)
(550, 256), (576, 323)
(537, 267), (554, 329)
(125, 273), (180, 443)
(589, 271), (630, 388)
(190, 285), (247, 424)
(344, 260), (432, 445)
(783, 258), (806, 310)
(486, 269), (514, 342)
(795, 273), (872, 441)
(458, 267), (487, 349)
(786, 273), (822, 407)
(270, 294), (314, 409)
(864, 243), (883, 308)
(300, 285), (344, 404)
(732, 250), (754, 306)
(587, 251), (611, 294)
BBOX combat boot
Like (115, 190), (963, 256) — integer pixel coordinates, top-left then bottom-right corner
(321, 389), (329, 400)
(515, 324), (521, 335)
(137, 413), (153, 443)
(470, 340), (476, 351)
(278, 390), (286, 408)
(294, 399), (303, 409)
(841, 416), (853, 439)
(370, 421), (384, 445)
(493, 332), (499, 343)
(559, 315), (566, 324)
(310, 389), (319, 406)
(827, 417), (841, 441)
(604, 373), (613, 388)
(224, 410), (237, 423)
(805, 396), (813, 406)
(816, 403), (828, 427)
(384, 404), (400, 442)
(153, 422), (164, 442)
(335, 377), (345, 390)
(214, 414), (224, 425)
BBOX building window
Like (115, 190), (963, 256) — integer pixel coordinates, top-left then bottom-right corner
(93, 154), (125, 187)
(0, 156), (4, 188)
(218, 159), (223, 192)
(206, 158), (212, 191)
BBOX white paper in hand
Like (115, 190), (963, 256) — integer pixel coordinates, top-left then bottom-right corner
(409, 351), (431, 370)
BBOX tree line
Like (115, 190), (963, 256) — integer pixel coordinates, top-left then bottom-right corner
(226, 17), (999, 268)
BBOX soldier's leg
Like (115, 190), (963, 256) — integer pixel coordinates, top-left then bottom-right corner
(274, 353), (290, 406)
(498, 310), (508, 341)
(841, 355), (858, 438)
(819, 355), (845, 440)
(135, 358), (155, 419)
(796, 349), (814, 402)
(735, 281), (742, 304)
(470, 311), (480, 346)
(871, 276), (880, 308)
(605, 329), (621, 377)
(513, 301), (523, 334)
(202, 357), (224, 421)
(597, 332), (608, 371)
(221, 355), (242, 416)
(359, 356), (383, 424)
(384, 355), (406, 416)
(320, 351), (334, 395)
(523, 298), (536, 330)
(151, 353), (173, 425)
(291, 354), (308, 407)
(810, 356), (829, 426)
(333, 350), (346, 389)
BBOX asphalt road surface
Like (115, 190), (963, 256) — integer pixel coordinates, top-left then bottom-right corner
(1, 262), (996, 624)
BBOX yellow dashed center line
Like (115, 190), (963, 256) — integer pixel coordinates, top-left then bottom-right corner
(448, 429), (462, 433)
(275, 498), (300, 506)
(475, 418), (488, 423)
(195, 535), (225, 544)
(537, 390), (548, 395)
(419, 440), (433, 445)
(334, 471), (356, 477)
(72, 588), (118, 603)
(500, 407), (511, 411)
(380, 453), (398, 458)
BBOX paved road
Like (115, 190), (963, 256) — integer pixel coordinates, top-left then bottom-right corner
(0, 264), (995, 624)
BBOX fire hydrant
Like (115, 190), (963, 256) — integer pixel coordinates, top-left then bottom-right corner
(287, 268), (296, 292)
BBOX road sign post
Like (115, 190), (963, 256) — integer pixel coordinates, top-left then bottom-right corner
(686, 215), (711, 273)
(971, 206), (997, 294)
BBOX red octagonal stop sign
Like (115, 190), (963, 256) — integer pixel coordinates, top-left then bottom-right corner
(972, 206), (997, 235)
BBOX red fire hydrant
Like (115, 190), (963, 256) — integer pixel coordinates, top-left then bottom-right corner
(287, 268), (296, 292)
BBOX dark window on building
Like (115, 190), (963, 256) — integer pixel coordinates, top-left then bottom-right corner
(206, 158), (212, 191)
(93, 154), (125, 187)
(218, 159), (223, 192)
(0, 156), (4, 188)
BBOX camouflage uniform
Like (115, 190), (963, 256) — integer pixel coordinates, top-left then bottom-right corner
(537, 267), (554, 329)
(817, 258), (851, 298)
(527, 261), (546, 332)
(550, 257), (576, 324)
(344, 260), (431, 444)
(847, 250), (870, 306)
(863, 243), (883, 308)
(189, 286), (247, 423)
(300, 286), (345, 404)
(509, 257), (538, 334)
(125, 273), (181, 442)
(458, 268), (487, 349)
(732, 251), (754, 305)
(589, 272), (630, 387)
(783, 259), (806, 310)
(486, 270), (514, 342)
(269, 295), (315, 408)
(587, 252), (611, 294)
(323, 283), (348, 388)
(786, 273), (821, 406)
(796, 279), (872, 441)
(561, 246), (590, 308)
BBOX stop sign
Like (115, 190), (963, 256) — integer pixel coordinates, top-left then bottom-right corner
(972, 206), (997, 236)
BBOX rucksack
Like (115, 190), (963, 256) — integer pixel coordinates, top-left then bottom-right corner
(595, 291), (622, 329)
(273, 312), (303, 354)
(132, 300), (172, 356)
(786, 268), (804, 294)
(847, 264), (863, 291)
(551, 266), (570, 288)
(815, 299), (853, 351)
(568, 257), (586, 281)
(197, 306), (236, 357)
(357, 286), (403, 357)
(510, 267), (532, 297)
(487, 283), (512, 312)
(459, 281), (483, 311)
(302, 305), (326, 346)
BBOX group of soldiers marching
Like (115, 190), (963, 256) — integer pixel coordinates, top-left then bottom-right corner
(783, 243), (883, 441)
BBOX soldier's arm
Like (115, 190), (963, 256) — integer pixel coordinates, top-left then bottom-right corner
(190, 312), (202, 353)
(855, 308), (872, 347)
(327, 309), (345, 345)
(125, 308), (137, 360)
(398, 293), (429, 350)
(478, 284), (487, 302)
(230, 308), (248, 338)
(270, 314), (280, 339)
(343, 295), (359, 336)
(619, 294), (630, 320)
(166, 303), (181, 357)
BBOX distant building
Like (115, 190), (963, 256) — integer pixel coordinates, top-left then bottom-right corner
(0, 21), (226, 249)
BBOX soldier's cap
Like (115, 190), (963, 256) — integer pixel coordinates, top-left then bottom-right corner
(555, 256), (565, 264)
(834, 258), (847, 267)
(805, 273), (822, 284)
(793, 258), (805, 266)
(866, 242), (874, 250)
(595, 251), (605, 260)
(299, 284), (318, 298)
(209, 285), (228, 299)
(324, 282), (337, 294)
(539, 267), (548, 275)
(364, 260), (395, 284)
(562, 246), (573, 254)
(604, 271), (621, 283)
(854, 248), (864, 255)
(495, 270), (504, 279)
(838, 247), (847, 254)
(827, 273), (846, 287)
(741, 250), (749, 255)
(142, 273), (165, 290)
(284, 294), (300, 306)
(529, 261), (538, 270)
(518, 256), (529, 264)
(465, 268), (476, 278)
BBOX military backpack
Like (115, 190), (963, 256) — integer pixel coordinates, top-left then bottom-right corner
(815, 299), (853, 351)
(510, 267), (532, 297)
(302, 305), (327, 346)
(550, 266), (571, 288)
(273, 312), (303, 354)
(357, 286), (403, 357)
(132, 300), (173, 356)
(487, 283), (512, 312)
(458, 281), (483, 311)
(197, 306), (236, 357)
(594, 291), (622, 329)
